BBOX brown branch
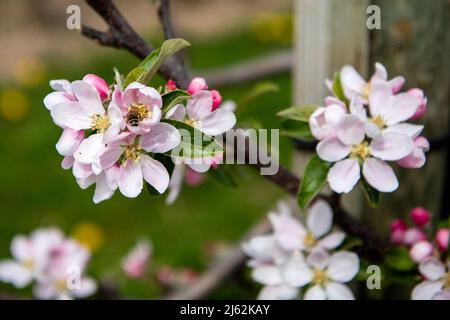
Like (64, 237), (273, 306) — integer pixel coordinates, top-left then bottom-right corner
(157, 0), (175, 39)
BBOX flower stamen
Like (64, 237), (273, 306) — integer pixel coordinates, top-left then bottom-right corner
(127, 103), (150, 126)
(351, 141), (371, 160)
(304, 232), (317, 248)
(184, 118), (197, 127)
(124, 145), (143, 163)
(371, 116), (386, 129)
(91, 114), (110, 133)
(362, 82), (372, 100)
(313, 269), (328, 285)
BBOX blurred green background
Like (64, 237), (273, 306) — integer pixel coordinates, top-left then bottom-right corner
(0, 0), (294, 298)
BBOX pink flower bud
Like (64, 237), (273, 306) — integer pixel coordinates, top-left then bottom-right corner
(83, 74), (110, 101)
(391, 229), (406, 245)
(121, 240), (152, 279)
(187, 77), (208, 95)
(211, 90), (222, 111)
(185, 168), (205, 186)
(166, 79), (177, 91)
(403, 227), (428, 246)
(410, 207), (431, 227)
(408, 88), (427, 120)
(436, 228), (450, 252)
(410, 241), (434, 263)
(390, 219), (408, 232)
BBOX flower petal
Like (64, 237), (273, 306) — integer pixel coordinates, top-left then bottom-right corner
(327, 251), (359, 283)
(316, 137), (351, 162)
(384, 123), (424, 139)
(307, 200), (333, 239)
(252, 265), (283, 286)
(327, 159), (360, 194)
(140, 123), (181, 153)
(73, 133), (105, 164)
(369, 81), (392, 117)
(412, 281), (444, 300)
(419, 257), (446, 281)
(304, 285), (327, 300)
(197, 109), (236, 136)
(50, 101), (92, 130)
(93, 173), (115, 204)
(187, 90), (213, 120)
(306, 249), (330, 270)
(370, 133), (414, 161)
(384, 93), (420, 126)
(0, 261), (33, 288)
(318, 231), (346, 250)
(362, 158), (399, 192)
(71, 80), (104, 114)
(165, 164), (185, 205)
(257, 285), (298, 300)
(140, 155), (170, 194)
(269, 211), (306, 252)
(337, 115), (365, 146)
(281, 254), (313, 287)
(118, 160), (143, 198)
(56, 128), (84, 157)
(325, 282), (355, 300)
(165, 104), (186, 121)
(340, 65), (367, 98)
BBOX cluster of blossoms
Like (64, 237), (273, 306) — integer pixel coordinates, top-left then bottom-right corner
(43, 74), (235, 204)
(310, 63), (429, 194)
(0, 228), (96, 300)
(413, 256), (450, 300)
(242, 200), (360, 300)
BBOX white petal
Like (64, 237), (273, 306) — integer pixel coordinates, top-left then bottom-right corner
(349, 96), (367, 121)
(137, 86), (162, 109)
(140, 155), (170, 194)
(72, 161), (93, 179)
(384, 93), (420, 126)
(71, 80), (104, 114)
(257, 285), (298, 300)
(99, 146), (123, 170)
(318, 231), (346, 250)
(412, 281), (444, 300)
(252, 265), (283, 286)
(384, 123), (423, 139)
(50, 79), (72, 93)
(73, 133), (105, 164)
(72, 277), (97, 298)
(44, 91), (72, 111)
(93, 173), (115, 204)
(316, 137), (351, 162)
(370, 133), (414, 161)
(187, 90), (213, 120)
(281, 254), (313, 287)
(369, 81), (393, 117)
(61, 156), (74, 170)
(118, 160), (143, 198)
(269, 212), (306, 252)
(324, 104), (347, 127)
(56, 128), (84, 156)
(306, 249), (330, 270)
(371, 62), (388, 82)
(77, 175), (96, 190)
(197, 109), (236, 136)
(337, 115), (365, 146)
(325, 282), (355, 300)
(327, 159), (361, 194)
(165, 104), (186, 121)
(340, 65), (367, 98)
(50, 101), (92, 130)
(419, 257), (446, 281)
(11, 235), (32, 261)
(304, 285), (327, 300)
(307, 200), (333, 239)
(242, 235), (282, 262)
(165, 164), (185, 205)
(362, 158), (399, 192)
(140, 123), (181, 153)
(0, 261), (33, 288)
(327, 251), (359, 283)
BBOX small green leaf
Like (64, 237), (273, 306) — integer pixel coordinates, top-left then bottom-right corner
(277, 105), (319, 122)
(146, 154), (175, 197)
(280, 120), (314, 140)
(361, 178), (380, 207)
(238, 82), (279, 110)
(113, 67), (124, 90)
(332, 72), (349, 105)
(162, 119), (223, 160)
(161, 90), (191, 113)
(298, 155), (332, 210)
(124, 38), (191, 87)
(385, 247), (417, 272)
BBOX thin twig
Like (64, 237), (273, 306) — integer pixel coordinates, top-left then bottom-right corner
(157, 0), (175, 39)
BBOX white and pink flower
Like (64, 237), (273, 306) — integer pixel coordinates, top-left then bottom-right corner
(412, 257), (450, 300)
(122, 240), (152, 279)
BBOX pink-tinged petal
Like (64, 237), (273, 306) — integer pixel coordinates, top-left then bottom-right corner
(349, 96), (367, 122)
(318, 231), (346, 250)
(324, 104), (347, 127)
(369, 80), (393, 117)
(120, 82), (146, 107)
(105, 165), (119, 190)
(410, 241), (433, 263)
(269, 212), (306, 251)
(309, 107), (334, 140)
(137, 86), (162, 109)
(281, 255), (313, 287)
(398, 148), (426, 169)
(325, 96), (346, 108)
(316, 137), (351, 162)
(325, 282), (355, 300)
(370, 133), (414, 161)
(365, 122), (382, 140)
(198, 109), (236, 136)
(103, 103), (125, 143)
(140, 123), (181, 153)
(304, 285), (326, 300)
(107, 132), (135, 147)
(56, 128), (84, 156)
(99, 146), (122, 170)
(44, 91), (73, 111)
(412, 281), (444, 300)
(92, 172), (116, 204)
(362, 158), (398, 192)
(77, 174), (95, 190)
(389, 76), (405, 93)
(71, 80), (104, 114)
(61, 156), (74, 170)
(165, 164), (185, 205)
(257, 285), (298, 300)
(118, 160), (143, 198)
(187, 90), (214, 120)
(403, 227), (427, 246)
(50, 79), (72, 93)
(384, 123), (424, 139)
(340, 65), (367, 97)
(165, 104), (186, 121)
(306, 249), (330, 270)
(50, 101), (93, 130)
(112, 85), (124, 109)
(419, 257), (446, 281)
(73, 133), (105, 164)
(0, 261), (33, 288)
(371, 62), (388, 82)
(72, 161), (93, 179)
(328, 159), (360, 194)
(337, 115), (365, 146)
(187, 77), (208, 95)
(436, 229), (450, 252)
(433, 290), (450, 300)
(72, 277), (97, 298)
(11, 236), (32, 261)
(140, 155), (170, 194)
(252, 265), (283, 286)
(327, 251), (359, 283)
(383, 93), (421, 125)
(307, 200), (333, 238)
(83, 74), (110, 101)
(211, 90), (222, 111)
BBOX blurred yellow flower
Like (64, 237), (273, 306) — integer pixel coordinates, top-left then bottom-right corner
(250, 11), (293, 45)
(14, 57), (47, 87)
(72, 222), (105, 252)
(0, 88), (29, 121)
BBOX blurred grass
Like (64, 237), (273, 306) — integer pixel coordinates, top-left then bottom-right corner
(0, 29), (293, 298)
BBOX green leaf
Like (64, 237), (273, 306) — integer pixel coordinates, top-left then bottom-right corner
(298, 155), (332, 210)
(280, 120), (314, 139)
(238, 82), (279, 110)
(332, 72), (349, 105)
(340, 236), (363, 251)
(161, 90), (191, 112)
(385, 247), (417, 272)
(162, 119), (223, 160)
(113, 67), (124, 91)
(124, 38), (191, 87)
(361, 178), (380, 207)
(208, 165), (239, 188)
(277, 104), (319, 122)
(146, 154), (175, 197)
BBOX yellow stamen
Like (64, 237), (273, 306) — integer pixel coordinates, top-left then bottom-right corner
(362, 82), (372, 100)
(313, 269), (328, 285)
(55, 279), (67, 291)
(23, 259), (35, 269)
(351, 141), (371, 160)
(371, 116), (386, 129)
(124, 145), (142, 163)
(91, 114), (110, 132)
(126, 103), (151, 126)
(184, 118), (197, 127)
(304, 232), (317, 248)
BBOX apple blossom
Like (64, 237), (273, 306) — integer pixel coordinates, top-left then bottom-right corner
(43, 79), (75, 111)
(407, 88), (428, 121)
(187, 77), (208, 95)
(403, 227), (428, 246)
(436, 228), (450, 252)
(409, 241), (434, 263)
(412, 257), (450, 300)
(82, 74), (110, 101)
(410, 207), (431, 227)
(122, 240), (152, 278)
(309, 101), (347, 140)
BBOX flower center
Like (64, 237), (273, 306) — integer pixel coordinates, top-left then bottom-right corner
(313, 269), (328, 285)
(124, 145), (143, 163)
(362, 82), (372, 100)
(55, 278), (67, 291)
(184, 118), (197, 127)
(304, 232), (317, 248)
(23, 259), (35, 270)
(127, 103), (151, 126)
(351, 141), (371, 160)
(370, 116), (386, 129)
(91, 114), (110, 132)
